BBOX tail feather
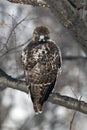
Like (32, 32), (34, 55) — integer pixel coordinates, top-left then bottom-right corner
(33, 103), (43, 114)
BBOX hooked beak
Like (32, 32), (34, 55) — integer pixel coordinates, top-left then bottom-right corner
(39, 35), (45, 42)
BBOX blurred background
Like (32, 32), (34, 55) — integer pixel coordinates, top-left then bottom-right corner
(0, 0), (87, 130)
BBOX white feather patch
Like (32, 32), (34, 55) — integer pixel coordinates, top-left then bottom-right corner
(33, 45), (47, 61)
(21, 50), (27, 64)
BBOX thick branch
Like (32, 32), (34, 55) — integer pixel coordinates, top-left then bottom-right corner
(0, 68), (87, 114)
(49, 93), (87, 114)
(0, 69), (28, 93)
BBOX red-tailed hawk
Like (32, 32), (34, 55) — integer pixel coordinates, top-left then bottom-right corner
(21, 26), (62, 114)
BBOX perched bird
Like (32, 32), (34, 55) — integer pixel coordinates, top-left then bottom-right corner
(21, 26), (62, 114)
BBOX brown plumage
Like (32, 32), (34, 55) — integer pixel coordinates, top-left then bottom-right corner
(21, 26), (62, 114)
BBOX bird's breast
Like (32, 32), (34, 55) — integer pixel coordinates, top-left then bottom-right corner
(27, 42), (59, 84)
(32, 44), (49, 61)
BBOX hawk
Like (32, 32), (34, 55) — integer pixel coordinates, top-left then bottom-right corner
(21, 26), (62, 114)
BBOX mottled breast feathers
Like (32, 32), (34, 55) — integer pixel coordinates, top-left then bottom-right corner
(21, 26), (62, 114)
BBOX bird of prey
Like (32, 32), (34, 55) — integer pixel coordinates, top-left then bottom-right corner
(21, 26), (62, 114)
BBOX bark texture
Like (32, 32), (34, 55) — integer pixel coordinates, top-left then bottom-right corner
(45, 0), (87, 54)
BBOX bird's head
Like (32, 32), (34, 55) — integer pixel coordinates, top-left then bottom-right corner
(32, 26), (50, 43)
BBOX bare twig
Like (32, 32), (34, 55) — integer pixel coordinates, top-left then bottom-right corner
(70, 111), (76, 130)
(69, 96), (83, 130)
(67, 0), (87, 10)
(0, 38), (31, 58)
(0, 13), (38, 58)
(62, 56), (87, 60)
(6, 15), (32, 44)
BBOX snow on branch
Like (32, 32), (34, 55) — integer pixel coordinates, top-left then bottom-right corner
(7, 0), (49, 7)
(0, 68), (87, 114)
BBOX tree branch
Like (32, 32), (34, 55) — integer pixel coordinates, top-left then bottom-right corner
(0, 69), (28, 93)
(45, 0), (87, 54)
(0, 68), (87, 114)
(7, 0), (49, 7)
(49, 93), (87, 114)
